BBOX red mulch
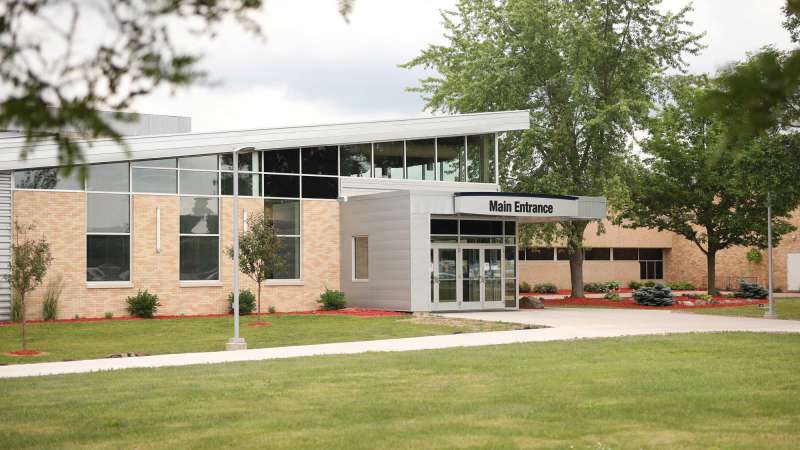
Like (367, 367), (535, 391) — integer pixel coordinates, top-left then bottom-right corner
(247, 321), (272, 327)
(540, 297), (765, 310)
(522, 288), (636, 296)
(0, 308), (407, 326)
(6, 349), (43, 356)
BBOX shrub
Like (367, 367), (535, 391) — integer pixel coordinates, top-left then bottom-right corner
(268, 305), (277, 314)
(666, 281), (695, 290)
(633, 285), (675, 306)
(643, 280), (656, 288)
(126, 289), (161, 318)
(604, 292), (621, 301)
(42, 275), (64, 321)
(104, 312), (114, 319)
(584, 282), (607, 293)
(532, 282), (557, 294)
(227, 289), (256, 315)
(519, 296), (544, 309)
(519, 281), (531, 293)
(628, 281), (642, 289)
(605, 280), (620, 291)
(318, 288), (347, 310)
(734, 280), (768, 299)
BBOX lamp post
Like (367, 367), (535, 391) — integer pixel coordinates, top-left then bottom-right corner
(765, 191), (777, 319)
(226, 146), (255, 350)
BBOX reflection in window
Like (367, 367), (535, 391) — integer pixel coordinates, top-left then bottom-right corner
(406, 139), (435, 180)
(179, 171), (218, 196)
(87, 194), (130, 233)
(14, 167), (84, 190)
(86, 193), (130, 282)
(179, 155), (217, 170)
(340, 144), (371, 177)
(180, 197), (219, 280)
(265, 199), (301, 279)
(133, 158), (177, 168)
(220, 152), (258, 171)
(262, 149), (299, 173)
(373, 141), (404, 178)
(221, 173), (259, 196)
(87, 163), (129, 192)
(180, 197), (219, 235)
(275, 236), (300, 279)
(133, 168), (177, 193)
(436, 137), (464, 182)
(467, 134), (496, 183)
(262, 174), (299, 198)
(302, 146), (338, 175)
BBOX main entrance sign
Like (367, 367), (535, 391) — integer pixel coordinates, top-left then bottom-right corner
(454, 193), (579, 218)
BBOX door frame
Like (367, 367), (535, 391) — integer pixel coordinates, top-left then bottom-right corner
(431, 243), (509, 311)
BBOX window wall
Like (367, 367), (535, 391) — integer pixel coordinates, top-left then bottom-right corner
(517, 247), (666, 280)
(86, 163), (130, 282)
(265, 199), (301, 280)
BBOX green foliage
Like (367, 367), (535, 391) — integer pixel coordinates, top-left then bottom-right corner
(604, 292), (622, 301)
(104, 312), (114, 319)
(227, 290), (256, 315)
(606, 281), (620, 291)
(666, 281), (695, 290)
(628, 281), (642, 290)
(633, 285), (675, 307)
(318, 288), (347, 310)
(532, 283), (557, 294)
(584, 282), (608, 293)
(42, 275), (64, 321)
(643, 281), (657, 288)
(734, 280), (769, 299)
(519, 281), (532, 293)
(268, 305), (277, 314)
(403, 0), (701, 297)
(7, 223), (53, 349)
(746, 248), (763, 264)
(126, 290), (161, 319)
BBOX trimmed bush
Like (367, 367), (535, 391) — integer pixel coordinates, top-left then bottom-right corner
(126, 289), (161, 318)
(519, 281), (532, 293)
(584, 282), (607, 293)
(318, 288), (347, 310)
(633, 285), (675, 306)
(628, 280), (642, 289)
(643, 280), (656, 288)
(734, 280), (768, 299)
(604, 292), (621, 301)
(605, 280), (620, 291)
(666, 281), (695, 290)
(227, 289), (256, 315)
(532, 283), (557, 294)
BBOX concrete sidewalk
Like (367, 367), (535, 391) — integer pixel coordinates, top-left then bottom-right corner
(2, 308), (799, 379)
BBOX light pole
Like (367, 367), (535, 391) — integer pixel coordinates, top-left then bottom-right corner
(765, 191), (777, 319)
(226, 145), (255, 350)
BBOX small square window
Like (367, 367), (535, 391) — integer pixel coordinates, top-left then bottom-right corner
(353, 236), (368, 281)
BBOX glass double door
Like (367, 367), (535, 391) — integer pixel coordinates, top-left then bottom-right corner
(432, 245), (506, 310)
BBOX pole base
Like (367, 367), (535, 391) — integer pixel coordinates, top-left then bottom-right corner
(763, 312), (779, 320)
(225, 337), (248, 351)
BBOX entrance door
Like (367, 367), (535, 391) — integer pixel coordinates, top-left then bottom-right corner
(483, 247), (504, 308)
(432, 247), (458, 306)
(461, 248), (482, 306)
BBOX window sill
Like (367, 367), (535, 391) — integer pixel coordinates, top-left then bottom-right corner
(180, 281), (224, 288)
(86, 282), (133, 289)
(352, 279), (369, 283)
(264, 280), (304, 287)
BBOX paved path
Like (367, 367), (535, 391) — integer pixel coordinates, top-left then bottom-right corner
(2, 309), (799, 379)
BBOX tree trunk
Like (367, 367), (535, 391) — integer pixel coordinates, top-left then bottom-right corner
(257, 282), (262, 322)
(20, 292), (26, 351)
(569, 247), (585, 298)
(707, 250), (718, 295)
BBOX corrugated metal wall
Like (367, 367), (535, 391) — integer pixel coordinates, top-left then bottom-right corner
(0, 172), (11, 321)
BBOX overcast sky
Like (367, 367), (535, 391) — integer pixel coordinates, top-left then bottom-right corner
(133, 0), (796, 132)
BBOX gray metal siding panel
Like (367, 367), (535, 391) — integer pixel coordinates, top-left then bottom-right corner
(0, 171), (11, 320)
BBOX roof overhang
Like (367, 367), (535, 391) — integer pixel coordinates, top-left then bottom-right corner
(0, 110), (530, 171)
(453, 192), (606, 222)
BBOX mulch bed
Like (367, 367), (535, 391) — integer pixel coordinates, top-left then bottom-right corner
(0, 308), (407, 326)
(540, 297), (765, 310)
(522, 288), (636, 296)
(5, 349), (45, 357)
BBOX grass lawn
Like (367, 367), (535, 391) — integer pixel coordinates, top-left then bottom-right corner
(0, 333), (798, 449)
(692, 298), (800, 320)
(0, 314), (519, 365)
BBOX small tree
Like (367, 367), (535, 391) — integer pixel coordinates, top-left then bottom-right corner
(6, 223), (52, 351)
(227, 212), (283, 322)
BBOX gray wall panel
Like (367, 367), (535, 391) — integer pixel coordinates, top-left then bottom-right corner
(0, 171), (11, 320)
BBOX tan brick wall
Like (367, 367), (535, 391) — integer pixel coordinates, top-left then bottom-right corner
(13, 191), (340, 320)
(519, 261), (641, 289)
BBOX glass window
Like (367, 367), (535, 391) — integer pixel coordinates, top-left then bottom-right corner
(373, 141), (404, 179)
(353, 236), (368, 280)
(87, 235), (130, 281)
(525, 247), (554, 260)
(436, 137), (465, 182)
(180, 236), (219, 280)
(274, 236), (300, 279)
(406, 139), (435, 180)
(302, 176), (338, 199)
(87, 194), (130, 233)
(87, 163), (129, 192)
(613, 248), (638, 261)
(14, 167), (83, 190)
(180, 171), (218, 196)
(430, 219), (458, 235)
(467, 134), (496, 183)
(639, 248), (663, 261)
(585, 248), (611, 260)
(302, 146), (338, 175)
(556, 248), (570, 260)
(262, 149), (299, 174)
(265, 199), (300, 235)
(263, 174), (300, 198)
(340, 144), (371, 177)
(132, 158), (176, 168)
(180, 197), (219, 235)
(133, 168), (177, 193)
(640, 260), (664, 280)
(179, 155), (217, 170)
(504, 221), (516, 236)
(221, 173), (259, 196)
(220, 152), (258, 171)
(460, 220), (503, 236)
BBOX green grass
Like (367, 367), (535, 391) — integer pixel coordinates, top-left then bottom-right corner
(0, 314), (518, 365)
(692, 298), (800, 320)
(0, 333), (798, 449)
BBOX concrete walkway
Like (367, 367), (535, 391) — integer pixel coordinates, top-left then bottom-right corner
(2, 309), (799, 379)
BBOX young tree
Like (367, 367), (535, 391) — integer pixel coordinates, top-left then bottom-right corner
(6, 223), (53, 351)
(227, 212), (284, 322)
(0, 0), (354, 171)
(617, 76), (800, 292)
(402, 0), (702, 296)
